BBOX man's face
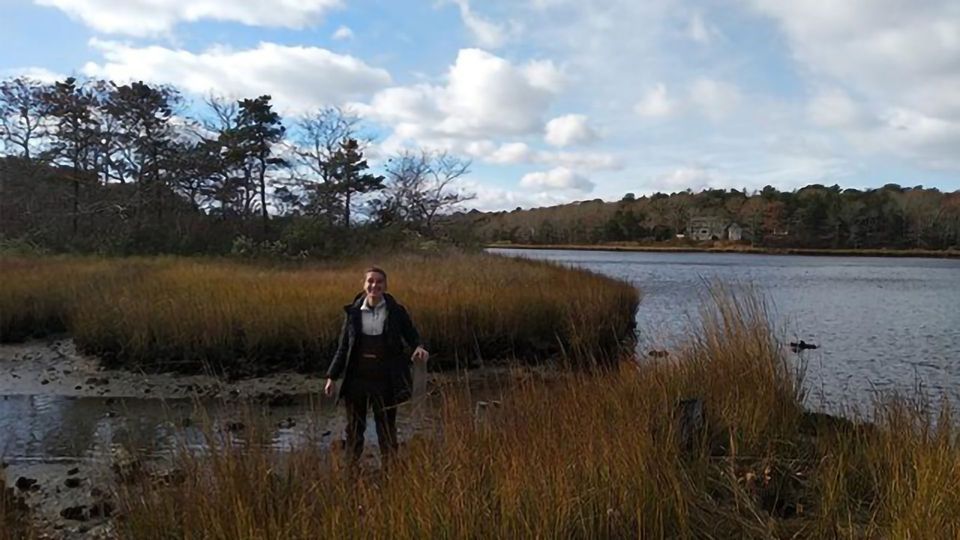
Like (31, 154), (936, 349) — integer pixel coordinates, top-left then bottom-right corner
(364, 271), (386, 301)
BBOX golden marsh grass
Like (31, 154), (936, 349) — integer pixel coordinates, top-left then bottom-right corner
(0, 254), (638, 373)
(0, 471), (34, 540)
(110, 290), (960, 539)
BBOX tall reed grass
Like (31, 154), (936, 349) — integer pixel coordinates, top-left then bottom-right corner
(111, 289), (960, 538)
(0, 254), (638, 373)
(0, 471), (34, 540)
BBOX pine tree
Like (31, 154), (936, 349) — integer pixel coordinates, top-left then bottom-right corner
(329, 138), (383, 229)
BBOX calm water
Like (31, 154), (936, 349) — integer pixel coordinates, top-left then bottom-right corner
(491, 248), (960, 412)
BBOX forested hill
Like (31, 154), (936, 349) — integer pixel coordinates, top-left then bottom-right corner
(455, 185), (960, 251)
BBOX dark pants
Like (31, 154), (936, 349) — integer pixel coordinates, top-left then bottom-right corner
(344, 387), (398, 462)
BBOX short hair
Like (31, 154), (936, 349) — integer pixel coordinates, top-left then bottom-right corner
(364, 266), (387, 281)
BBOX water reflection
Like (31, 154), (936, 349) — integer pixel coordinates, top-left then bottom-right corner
(1, 375), (507, 463)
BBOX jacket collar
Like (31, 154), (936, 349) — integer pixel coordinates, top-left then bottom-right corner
(344, 292), (396, 314)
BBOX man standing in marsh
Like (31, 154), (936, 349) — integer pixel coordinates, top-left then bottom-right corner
(324, 267), (429, 463)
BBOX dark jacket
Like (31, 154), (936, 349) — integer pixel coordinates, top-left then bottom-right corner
(325, 292), (422, 403)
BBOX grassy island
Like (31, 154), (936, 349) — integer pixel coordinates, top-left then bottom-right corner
(0, 253), (638, 373)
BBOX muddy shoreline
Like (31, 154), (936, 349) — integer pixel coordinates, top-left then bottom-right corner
(1, 337), (521, 538)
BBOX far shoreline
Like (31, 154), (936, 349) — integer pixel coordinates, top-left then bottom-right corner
(486, 242), (960, 259)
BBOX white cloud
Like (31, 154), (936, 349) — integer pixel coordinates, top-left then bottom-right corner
(520, 167), (595, 192)
(360, 48), (563, 140)
(634, 83), (675, 118)
(82, 40), (392, 113)
(544, 114), (598, 147)
(655, 166), (724, 191)
(332, 25), (354, 40)
(459, 180), (546, 211)
(451, 0), (509, 49)
(522, 59), (566, 93)
(487, 142), (534, 164)
(689, 78), (740, 121)
(875, 108), (960, 169)
(35, 0), (341, 36)
(687, 12), (719, 44)
(545, 150), (620, 171)
(748, 0), (960, 168)
(807, 88), (871, 129)
(1, 67), (65, 83)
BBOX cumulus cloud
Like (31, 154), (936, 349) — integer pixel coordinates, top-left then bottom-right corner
(520, 167), (595, 192)
(82, 40), (392, 113)
(359, 48), (563, 140)
(807, 88), (872, 129)
(634, 83), (675, 118)
(332, 25), (354, 40)
(459, 180), (563, 211)
(451, 0), (510, 49)
(655, 166), (725, 192)
(544, 114), (598, 147)
(1, 67), (65, 82)
(487, 142), (534, 164)
(35, 0), (341, 36)
(687, 12), (719, 44)
(689, 78), (740, 120)
(749, 0), (960, 168)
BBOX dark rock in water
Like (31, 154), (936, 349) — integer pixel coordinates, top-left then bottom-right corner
(789, 340), (818, 352)
(647, 350), (669, 358)
(150, 469), (186, 487)
(15, 477), (38, 491)
(264, 392), (296, 407)
(64, 477), (83, 488)
(84, 377), (110, 386)
(799, 411), (873, 438)
(60, 505), (88, 521)
(225, 421), (245, 432)
(89, 500), (114, 519)
(67, 467), (80, 476)
(40, 379), (50, 385)
(2, 487), (28, 512)
(675, 398), (705, 452)
(112, 450), (143, 482)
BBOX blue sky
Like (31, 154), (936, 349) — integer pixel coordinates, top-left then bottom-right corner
(2, 0), (958, 210)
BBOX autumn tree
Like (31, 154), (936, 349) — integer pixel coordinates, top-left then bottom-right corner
(0, 77), (53, 162)
(46, 77), (100, 235)
(376, 150), (473, 234)
(102, 81), (180, 225)
(291, 107), (368, 221)
(233, 95), (286, 232)
(328, 138), (383, 228)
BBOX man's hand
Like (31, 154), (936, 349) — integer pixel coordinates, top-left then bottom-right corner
(323, 378), (335, 397)
(412, 346), (429, 363)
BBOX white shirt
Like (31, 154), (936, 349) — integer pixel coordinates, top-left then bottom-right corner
(360, 297), (387, 335)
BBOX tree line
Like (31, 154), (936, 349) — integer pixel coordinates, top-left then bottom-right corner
(0, 76), (474, 255)
(470, 184), (960, 250)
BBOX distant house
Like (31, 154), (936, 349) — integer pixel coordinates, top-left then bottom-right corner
(687, 216), (745, 241)
(727, 222), (743, 241)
